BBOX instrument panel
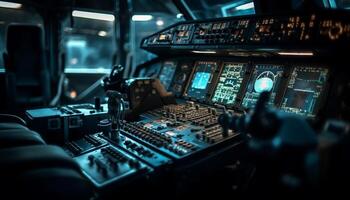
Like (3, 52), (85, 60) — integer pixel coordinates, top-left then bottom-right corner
(211, 63), (247, 106)
(159, 61), (177, 90)
(280, 66), (329, 117)
(183, 61), (218, 101)
(150, 58), (330, 118)
(242, 64), (285, 108)
(142, 11), (350, 57)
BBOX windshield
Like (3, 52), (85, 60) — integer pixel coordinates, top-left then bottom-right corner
(184, 0), (255, 19)
(184, 0), (350, 19)
(129, 0), (183, 76)
(61, 11), (117, 74)
(330, 0), (350, 8)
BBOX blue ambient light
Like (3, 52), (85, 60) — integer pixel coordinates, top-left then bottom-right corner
(191, 72), (210, 89)
(254, 77), (273, 93)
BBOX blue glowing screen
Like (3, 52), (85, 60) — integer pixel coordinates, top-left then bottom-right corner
(242, 65), (284, 108)
(159, 61), (177, 90)
(281, 67), (328, 117)
(185, 61), (218, 100)
(191, 72), (210, 89)
(254, 77), (274, 93)
(212, 63), (247, 105)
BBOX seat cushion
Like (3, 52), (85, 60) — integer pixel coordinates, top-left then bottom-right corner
(0, 114), (27, 128)
(0, 129), (45, 148)
(10, 168), (94, 200)
(0, 145), (80, 174)
(0, 122), (28, 130)
(0, 145), (93, 200)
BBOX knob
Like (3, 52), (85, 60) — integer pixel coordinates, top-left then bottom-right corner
(88, 155), (95, 165)
(128, 159), (139, 168)
(98, 119), (112, 136)
(328, 23), (343, 40)
(195, 105), (200, 110)
(94, 97), (101, 111)
(100, 166), (108, 176)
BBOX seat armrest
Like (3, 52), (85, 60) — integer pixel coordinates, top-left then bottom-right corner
(0, 114), (27, 126)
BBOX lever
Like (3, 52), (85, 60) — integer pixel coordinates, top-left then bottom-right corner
(94, 96), (101, 111)
(106, 90), (126, 141)
(218, 91), (280, 139)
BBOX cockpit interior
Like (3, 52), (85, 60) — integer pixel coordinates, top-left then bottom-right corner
(0, 0), (350, 199)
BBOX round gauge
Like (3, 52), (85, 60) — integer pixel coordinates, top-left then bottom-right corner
(254, 71), (275, 93)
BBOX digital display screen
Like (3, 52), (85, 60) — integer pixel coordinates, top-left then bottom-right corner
(242, 64), (284, 108)
(185, 61), (218, 100)
(281, 66), (328, 117)
(212, 63), (247, 105)
(170, 63), (193, 96)
(191, 72), (211, 89)
(159, 61), (177, 90)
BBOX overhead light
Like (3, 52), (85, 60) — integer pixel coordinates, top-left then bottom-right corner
(64, 27), (73, 32)
(176, 13), (183, 19)
(192, 50), (217, 54)
(67, 40), (87, 48)
(277, 51), (314, 56)
(72, 10), (115, 22)
(70, 58), (78, 65)
(69, 90), (77, 99)
(156, 19), (164, 26)
(0, 1), (22, 9)
(132, 15), (153, 21)
(236, 2), (254, 10)
(98, 31), (107, 37)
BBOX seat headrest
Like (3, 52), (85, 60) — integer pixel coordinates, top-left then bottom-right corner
(6, 24), (44, 54)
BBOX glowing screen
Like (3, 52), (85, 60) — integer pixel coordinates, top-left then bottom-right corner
(185, 61), (218, 100)
(242, 64), (284, 108)
(191, 72), (211, 89)
(212, 63), (247, 105)
(170, 63), (193, 96)
(159, 61), (177, 90)
(281, 66), (328, 117)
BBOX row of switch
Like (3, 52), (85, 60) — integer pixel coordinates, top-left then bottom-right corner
(123, 140), (154, 158)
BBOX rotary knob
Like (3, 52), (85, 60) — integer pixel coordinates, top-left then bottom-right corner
(328, 23), (343, 40)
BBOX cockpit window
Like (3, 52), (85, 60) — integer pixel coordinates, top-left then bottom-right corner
(326, 0), (350, 9)
(62, 11), (117, 74)
(183, 0), (255, 19)
(0, 4), (43, 72)
(129, 0), (184, 76)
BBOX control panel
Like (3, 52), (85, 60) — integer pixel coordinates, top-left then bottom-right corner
(74, 145), (152, 188)
(159, 61), (177, 90)
(54, 11), (350, 195)
(64, 134), (109, 157)
(211, 63), (247, 106)
(141, 102), (239, 159)
(142, 11), (350, 56)
(170, 62), (193, 96)
(242, 64), (285, 108)
(183, 61), (219, 101)
(280, 66), (329, 117)
(146, 59), (330, 118)
(25, 103), (108, 143)
(99, 133), (172, 168)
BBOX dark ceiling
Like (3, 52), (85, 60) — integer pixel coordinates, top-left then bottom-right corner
(10, 0), (177, 13)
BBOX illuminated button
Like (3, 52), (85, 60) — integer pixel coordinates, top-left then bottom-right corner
(254, 77), (274, 93)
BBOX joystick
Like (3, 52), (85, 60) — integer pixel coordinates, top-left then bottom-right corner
(106, 90), (126, 141)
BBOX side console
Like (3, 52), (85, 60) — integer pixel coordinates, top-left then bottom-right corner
(25, 103), (108, 144)
(74, 145), (152, 188)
